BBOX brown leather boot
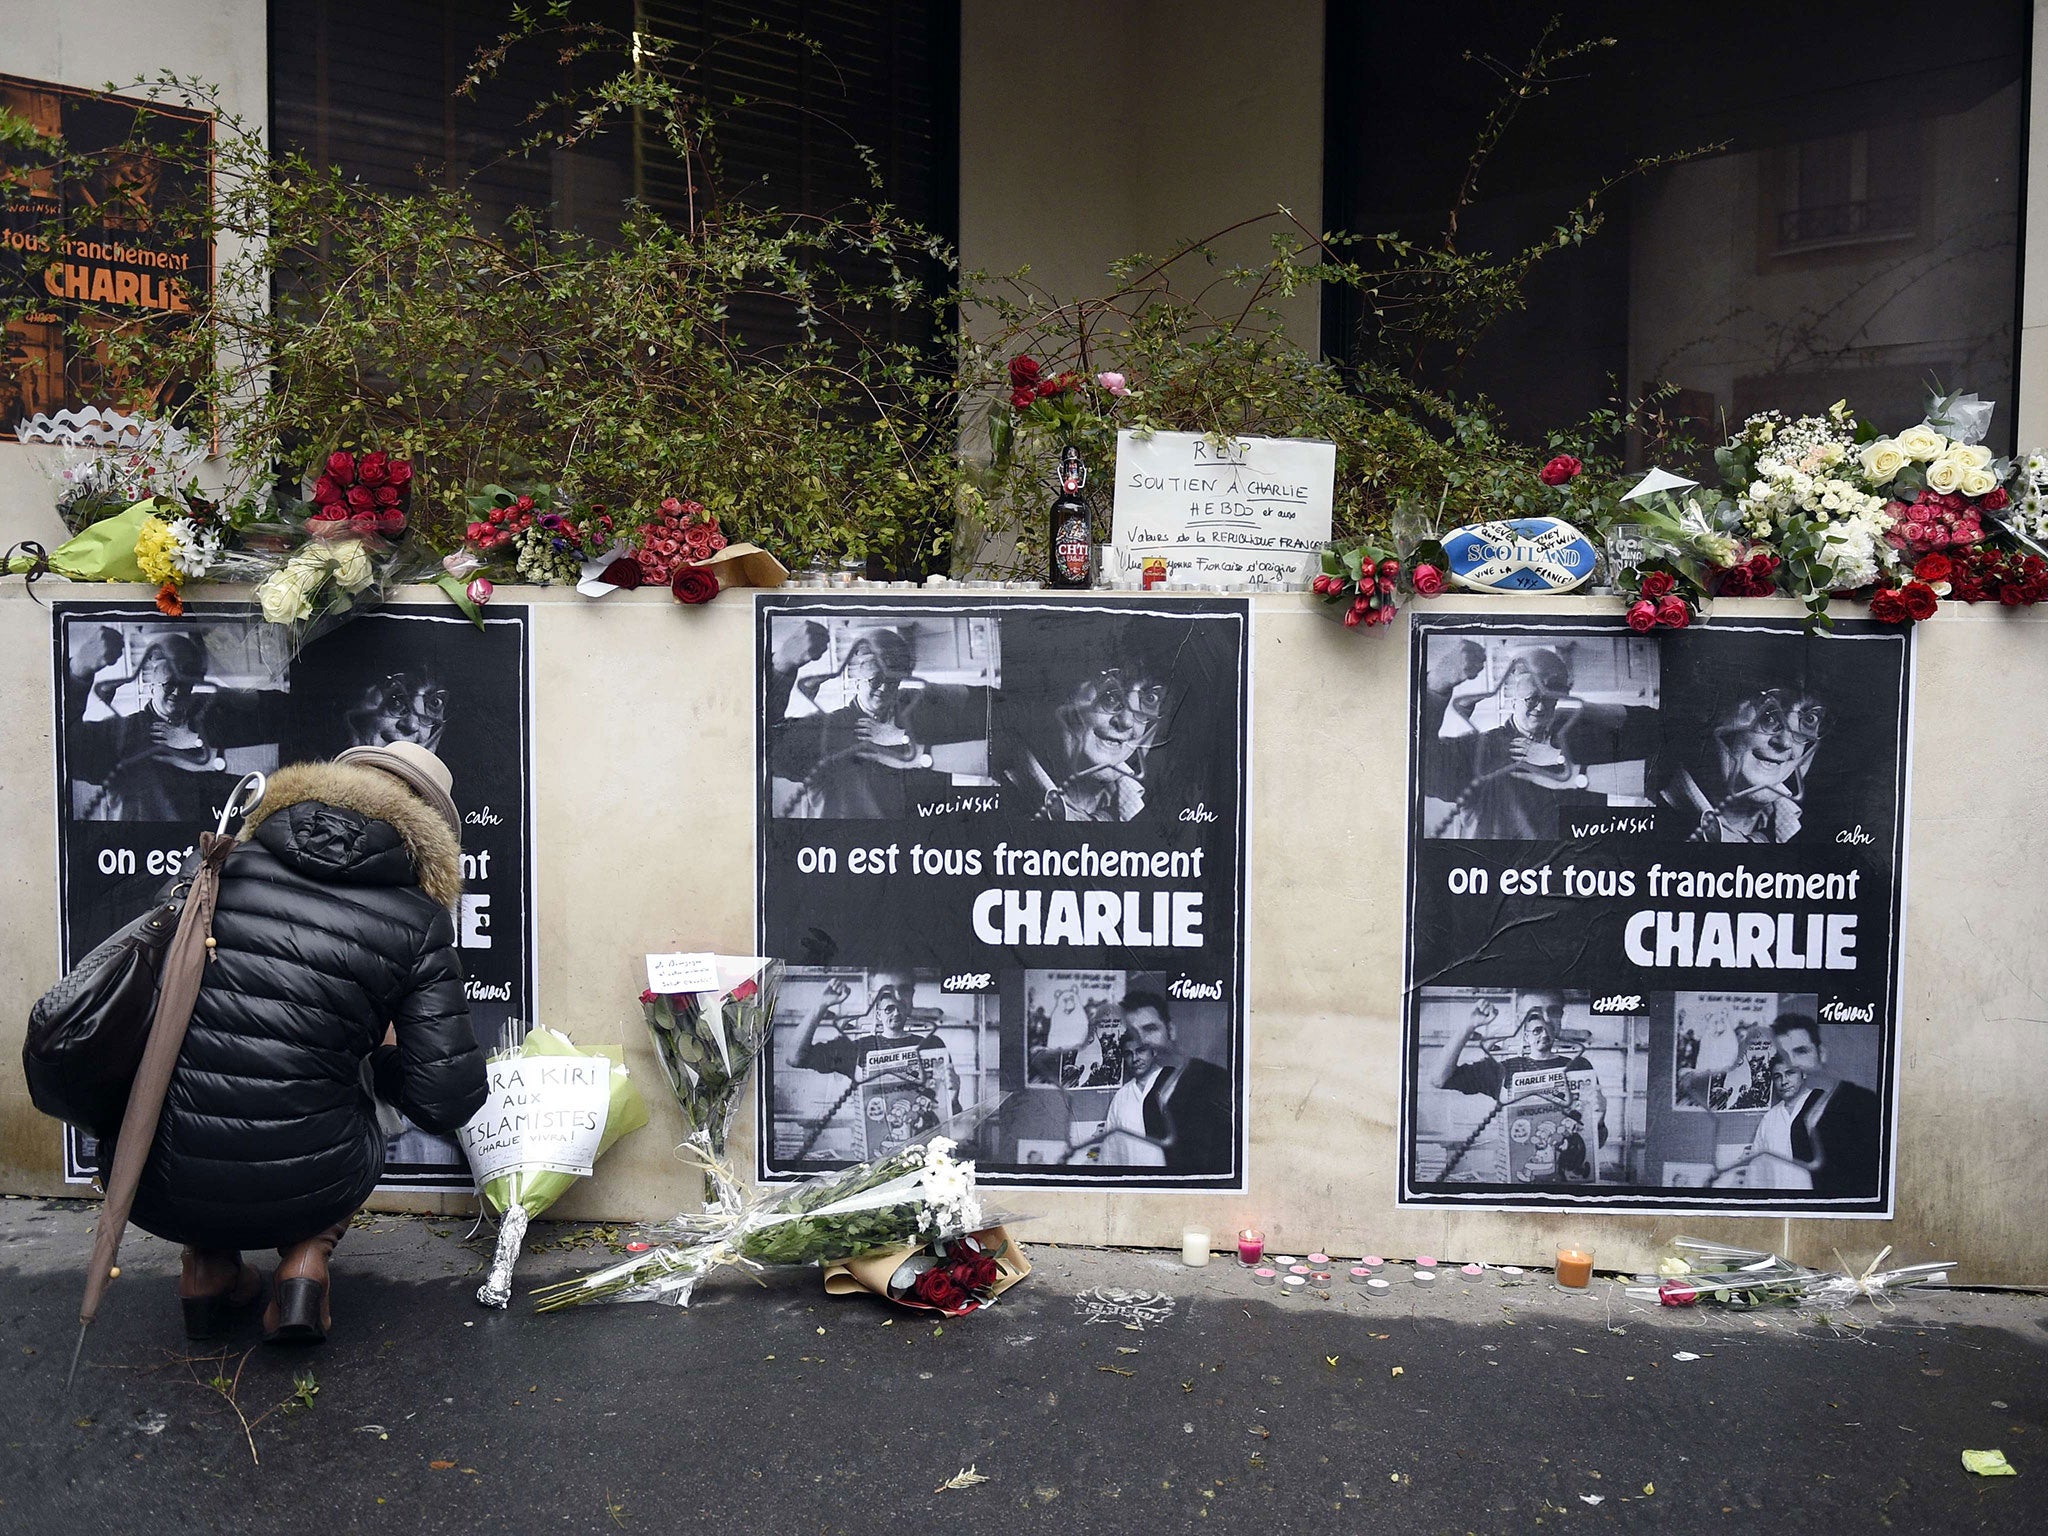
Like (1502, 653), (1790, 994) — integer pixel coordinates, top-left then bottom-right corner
(180, 1248), (264, 1340)
(262, 1222), (348, 1345)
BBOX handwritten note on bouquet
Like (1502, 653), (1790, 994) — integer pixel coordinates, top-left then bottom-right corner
(646, 952), (721, 994)
(1110, 430), (1336, 590)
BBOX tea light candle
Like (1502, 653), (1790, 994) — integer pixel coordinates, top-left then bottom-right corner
(1348, 1266), (1372, 1284)
(1415, 1254), (1438, 1270)
(1270, 1255), (1300, 1268)
(1288, 1264), (1311, 1277)
(1413, 1268), (1438, 1288)
(1499, 1265), (1525, 1278)
(1555, 1246), (1595, 1289)
(1306, 1252), (1332, 1267)
(1459, 1263), (1485, 1282)
(1361, 1255), (1385, 1272)
(1365, 1277), (1391, 1296)
(1309, 1269), (1332, 1285)
(1237, 1228), (1266, 1266)
(1181, 1229), (1212, 1267)
(1282, 1275), (1308, 1292)
(1252, 1267), (1278, 1286)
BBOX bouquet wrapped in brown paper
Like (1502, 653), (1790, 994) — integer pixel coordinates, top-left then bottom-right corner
(823, 1226), (1030, 1317)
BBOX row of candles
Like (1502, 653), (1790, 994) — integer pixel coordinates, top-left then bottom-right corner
(1181, 1227), (1597, 1292)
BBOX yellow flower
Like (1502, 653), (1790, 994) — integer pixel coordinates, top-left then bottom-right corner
(134, 516), (182, 588)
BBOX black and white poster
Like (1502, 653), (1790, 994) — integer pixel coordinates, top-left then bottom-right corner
(756, 593), (1250, 1190)
(52, 601), (534, 1190)
(1401, 611), (1910, 1216)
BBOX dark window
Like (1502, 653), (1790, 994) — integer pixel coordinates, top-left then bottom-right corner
(268, 0), (957, 348)
(1324, 2), (2028, 454)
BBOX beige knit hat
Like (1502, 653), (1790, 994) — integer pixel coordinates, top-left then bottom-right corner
(334, 742), (461, 840)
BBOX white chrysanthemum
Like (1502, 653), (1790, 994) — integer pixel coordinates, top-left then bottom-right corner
(166, 517), (220, 579)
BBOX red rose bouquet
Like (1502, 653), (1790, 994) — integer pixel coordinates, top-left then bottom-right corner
(630, 497), (729, 587)
(823, 1226), (1032, 1318)
(308, 449), (411, 540)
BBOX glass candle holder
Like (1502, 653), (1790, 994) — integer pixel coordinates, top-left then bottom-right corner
(1237, 1228), (1266, 1266)
(1555, 1246), (1595, 1289)
(1181, 1229), (1212, 1267)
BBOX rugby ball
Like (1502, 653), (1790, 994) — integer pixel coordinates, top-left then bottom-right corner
(1442, 516), (1597, 593)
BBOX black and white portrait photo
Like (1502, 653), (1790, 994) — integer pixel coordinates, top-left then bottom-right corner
(63, 618), (282, 824)
(762, 966), (999, 1169)
(1412, 987), (1639, 1189)
(1419, 632), (1659, 839)
(1002, 968), (1233, 1175)
(764, 612), (999, 818)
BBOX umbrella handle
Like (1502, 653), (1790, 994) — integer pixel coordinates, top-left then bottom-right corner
(215, 771), (265, 837)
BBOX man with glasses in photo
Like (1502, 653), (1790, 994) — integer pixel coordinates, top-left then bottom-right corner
(1429, 989), (1608, 1182)
(1009, 664), (1173, 822)
(1661, 686), (1827, 844)
(346, 668), (451, 753)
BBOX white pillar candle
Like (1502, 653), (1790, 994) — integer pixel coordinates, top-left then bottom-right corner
(1181, 1228), (1211, 1267)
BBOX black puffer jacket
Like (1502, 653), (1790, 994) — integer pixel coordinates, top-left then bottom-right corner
(105, 760), (488, 1250)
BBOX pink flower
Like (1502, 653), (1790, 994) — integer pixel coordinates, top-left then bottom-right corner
(442, 550), (483, 579)
(466, 577), (494, 606)
(1342, 606), (1362, 628)
(1539, 454), (1583, 487)
(1625, 600), (1658, 634)
(1655, 595), (1691, 629)
(1096, 371), (1130, 397)
(1410, 563), (1445, 597)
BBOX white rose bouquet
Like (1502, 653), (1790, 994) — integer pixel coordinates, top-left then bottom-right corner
(533, 1134), (988, 1311)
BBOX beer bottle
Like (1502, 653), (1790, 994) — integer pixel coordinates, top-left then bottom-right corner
(1047, 445), (1094, 589)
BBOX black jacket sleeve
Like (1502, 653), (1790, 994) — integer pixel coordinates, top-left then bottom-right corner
(388, 906), (489, 1133)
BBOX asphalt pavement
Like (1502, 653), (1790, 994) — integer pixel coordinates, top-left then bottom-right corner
(2, 1195), (2044, 1534)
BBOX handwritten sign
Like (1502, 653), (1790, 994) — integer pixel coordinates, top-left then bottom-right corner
(1110, 430), (1335, 590)
(646, 952), (721, 994)
(459, 1058), (612, 1183)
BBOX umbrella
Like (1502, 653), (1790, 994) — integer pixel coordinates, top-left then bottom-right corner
(67, 772), (266, 1389)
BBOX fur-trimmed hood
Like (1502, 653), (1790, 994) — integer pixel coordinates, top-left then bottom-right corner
(241, 760), (463, 908)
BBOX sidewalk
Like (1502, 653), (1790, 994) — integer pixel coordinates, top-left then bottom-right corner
(2, 1195), (2044, 1534)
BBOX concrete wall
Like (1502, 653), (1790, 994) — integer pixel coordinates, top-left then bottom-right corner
(957, 0), (1326, 346)
(3, 585), (2046, 1283)
(0, 0), (269, 552)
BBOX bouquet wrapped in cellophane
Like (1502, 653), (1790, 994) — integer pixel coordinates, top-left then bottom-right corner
(639, 956), (783, 1206)
(532, 1129), (986, 1312)
(1628, 1236), (1952, 1310)
(458, 1025), (649, 1308)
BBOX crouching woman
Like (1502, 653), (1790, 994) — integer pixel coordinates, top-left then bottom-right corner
(100, 744), (487, 1345)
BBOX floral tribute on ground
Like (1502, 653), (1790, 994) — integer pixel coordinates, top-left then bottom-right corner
(531, 1134), (990, 1311)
